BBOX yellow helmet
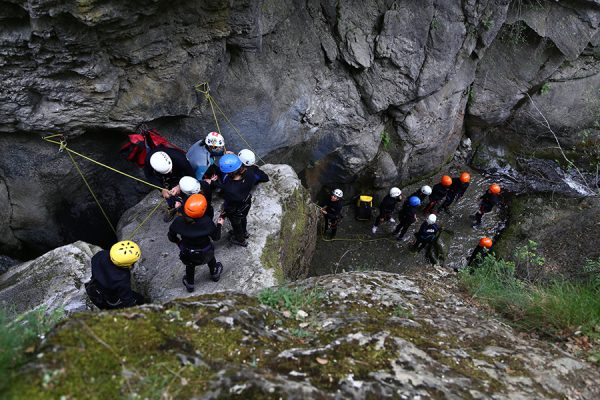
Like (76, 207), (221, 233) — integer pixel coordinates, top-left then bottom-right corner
(109, 241), (141, 267)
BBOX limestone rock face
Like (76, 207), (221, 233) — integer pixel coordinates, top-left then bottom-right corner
(8, 271), (600, 398)
(0, 241), (100, 315)
(116, 164), (318, 303)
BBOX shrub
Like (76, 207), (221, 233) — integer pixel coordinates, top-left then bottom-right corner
(258, 287), (323, 315)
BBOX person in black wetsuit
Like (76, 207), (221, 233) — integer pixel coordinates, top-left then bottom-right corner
(320, 188), (344, 239)
(423, 175), (453, 214)
(179, 176), (216, 219)
(467, 237), (494, 268)
(217, 154), (258, 247)
(472, 183), (502, 227)
(238, 149), (269, 185)
(393, 195), (420, 240)
(144, 147), (195, 222)
(168, 194), (224, 292)
(85, 241), (147, 309)
(411, 214), (440, 253)
(407, 185), (432, 205)
(371, 187), (402, 234)
(440, 172), (471, 214)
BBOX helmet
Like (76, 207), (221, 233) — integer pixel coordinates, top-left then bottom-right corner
(219, 154), (242, 174)
(184, 194), (208, 219)
(332, 189), (343, 198)
(238, 149), (256, 166)
(479, 237), (493, 249)
(179, 176), (201, 195)
(421, 185), (432, 196)
(489, 183), (501, 195)
(408, 196), (421, 207)
(441, 175), (453, 187)
(426, 214), (437, 224)
(149, 151), (172, 174)
(110, 241), (141, 267)
(460, 172), (471, 183)
(205, 132), (225, 147)
(389, 187), (402, 198)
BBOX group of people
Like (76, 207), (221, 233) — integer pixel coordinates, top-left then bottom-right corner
(85, 132), (269, 309)
(319, 172), (502, 265)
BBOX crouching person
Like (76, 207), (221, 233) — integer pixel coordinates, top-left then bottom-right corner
(85, 241), (147, 309)
(168, 194), (224, 292)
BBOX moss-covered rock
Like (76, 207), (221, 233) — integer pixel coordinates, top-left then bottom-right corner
(7, 271), (599, 399)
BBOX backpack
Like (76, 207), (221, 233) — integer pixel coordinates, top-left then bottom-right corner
(355, 195), (373, 221)
(120, 129), (185, 168)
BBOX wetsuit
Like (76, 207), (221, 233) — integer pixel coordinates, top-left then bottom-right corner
(144, 147), (195, 208)
(247, 165), (270, 185)
(374, 195), (401, 227)
(393, 203), (418, 239)
(412, 221), (439, 252)
(440, 179), (470, 212)
(180, 180), (215, 219)
(423, 183), (449, 214)
(474, 192), (501, 225)
(321, 198), (343, 238)
(218, 169), (257, 244)
(168, 215), (223, 284)
(85, 251), (146, 310)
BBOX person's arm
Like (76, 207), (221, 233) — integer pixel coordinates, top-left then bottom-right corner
(254, 166), (270, 184)
(210, 218), (224, 241)
(167, 225), (180, 244)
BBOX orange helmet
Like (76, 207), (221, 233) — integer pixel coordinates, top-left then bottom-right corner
(489, 183), (501, 195)
(459, 172), (471, 183)
(441, 175), (453, 187)
(184, 194), (207, 218)
(479, 237), (493, 249)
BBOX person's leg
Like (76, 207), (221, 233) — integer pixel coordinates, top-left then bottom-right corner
(185, 264), (196, 285)
(132, 291), (148, 305)
(207, 257), (223, 282)
(229, 216), (247, 244)
(329, 218), (339, 238)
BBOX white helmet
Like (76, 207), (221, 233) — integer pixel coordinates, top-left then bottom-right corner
(332, 189), (343, 198)
(421, 185), (432, 196)
(389, 187), (402, 198)
(179, 176), (201, 195)
(238, 149), (256, 166)
(205, 132), (225, 147)
(149, 151), (172, 174)
(427, 214), (437, 224)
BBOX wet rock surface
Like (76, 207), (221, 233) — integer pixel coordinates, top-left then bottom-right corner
(8, 271), (600, 399)
(0, 241), (100, 315)
(117, 164), (318, 303)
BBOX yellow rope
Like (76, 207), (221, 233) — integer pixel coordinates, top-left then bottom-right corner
(194, 82), (267, 166)
(128, 200), (163, 240)
(43, 135), (164, 191)
(65, 149), (117, 236)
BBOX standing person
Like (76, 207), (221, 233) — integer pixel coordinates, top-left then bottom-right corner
(440, 172), (471, 214)
(144, 148), (195, 222)
(186, 132), (227, 181)
(320, 189), (344, 239)
(407, 185), (432, 205)
(218, 154), (257, 247)
(84, 241), (147, 309)
(423, 176), (452, 214)
(179, 176), (215, 219)
(371, 187), (402, 234)
(168, 194), (224, 292)
(238, 149), (269, 185)
(465, 237), (494, 271)
(411, 214), (439, 253)
(472, 184), (502, 227)
(393, 196), (420, 240)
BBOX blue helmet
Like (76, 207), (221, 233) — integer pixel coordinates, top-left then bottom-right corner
(219, 154), (242, 173)
(408, 196), (421, 207)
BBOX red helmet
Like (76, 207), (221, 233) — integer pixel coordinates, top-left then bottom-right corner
(479, 237), (493, 249)
(459, 172), (471, 183)
(184, 194), (207, 219)
(441, 175), (453, 187)
(489, 183), (501, 195)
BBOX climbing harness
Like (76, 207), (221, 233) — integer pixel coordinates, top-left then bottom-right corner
(42, 134), (166, 240)
(194, 82), (267, 166)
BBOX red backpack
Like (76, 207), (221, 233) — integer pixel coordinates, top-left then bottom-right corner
(120, 129), (185, 168)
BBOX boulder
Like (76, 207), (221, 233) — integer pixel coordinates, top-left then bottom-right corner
(116, 164), (318, 303)
(0, 241), (100, 315)
(8, 271), (600, 398)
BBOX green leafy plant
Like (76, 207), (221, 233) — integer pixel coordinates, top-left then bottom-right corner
(258, 287), (323, 314)
(539, 82), (551, 95)
(0, 307), (65, 392)
(380, 130), (391, 150)
(392, 306), (413, 318)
